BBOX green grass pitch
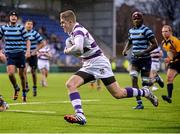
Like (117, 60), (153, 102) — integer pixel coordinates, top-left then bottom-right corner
(0, 73), (180, 133)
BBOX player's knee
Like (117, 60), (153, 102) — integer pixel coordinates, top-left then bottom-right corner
(31, 68), (36, 74)
(7, 71), (14, 76)
(65, 82), (76, 90)
(65, 82), (70, 89)
(31, 71), (36, 76)
(167, 75), (174, 83)
(111, 93), (121, 99)
(111, 90), (125, 99)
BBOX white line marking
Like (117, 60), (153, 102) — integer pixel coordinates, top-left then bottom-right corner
(7, 110), (56, 114)
(9, 99), (100, 106)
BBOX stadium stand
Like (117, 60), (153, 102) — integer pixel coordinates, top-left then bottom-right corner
(0, 0), (115, 71)
(21, 13), (68, 43)
(21, 13), (80, 66)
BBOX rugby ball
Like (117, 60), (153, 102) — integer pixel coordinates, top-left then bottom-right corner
(65, 37), (73, 48)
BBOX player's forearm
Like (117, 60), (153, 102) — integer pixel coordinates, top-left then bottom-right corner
(25, 40), (31, 58)
(40, 40), (46, 48)
(145, 45), (157, 54)
(67, 45), (82, 54)
(124, 41), (131, 51)
(35, 41), (46, 52)
(122, 41), (131, 56)
(144, 38), (158, 54)
(47, 52), (52, 58)
(26, 40), (31, 52)
(65, 36), (83, 55)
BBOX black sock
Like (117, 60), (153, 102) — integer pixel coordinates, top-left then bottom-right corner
(33, 86), (37, 91)
(167, 83), (173, 98)
(22, 89), (26, 97)
(136, 96), (142, 105)
(26, 82), (28, 87)
(14, 85), (20, 91)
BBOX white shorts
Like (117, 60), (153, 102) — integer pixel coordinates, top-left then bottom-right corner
(151, 61), (160, 72)
(38, 59), (50, 71)
(79, 55), (114, 79)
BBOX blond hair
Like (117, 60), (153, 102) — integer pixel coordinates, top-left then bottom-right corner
(162, 25), (172, 33)
(60, 10), (76, 23)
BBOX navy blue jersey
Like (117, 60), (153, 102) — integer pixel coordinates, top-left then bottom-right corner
(128, 25), (155, 58)
(0, 24), (29, 53)
(22, 29), (43, 52)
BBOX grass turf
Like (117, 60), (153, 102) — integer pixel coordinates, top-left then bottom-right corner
(0, 73), (180, 133)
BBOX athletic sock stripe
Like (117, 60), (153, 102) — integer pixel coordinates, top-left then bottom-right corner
(74, 105), (82, 109)
(69, 92), (80, 101)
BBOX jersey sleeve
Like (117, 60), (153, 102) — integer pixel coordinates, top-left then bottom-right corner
(173, 37), (180, 52)
(144, 27), (155, 40)
(72, 29), (84, 53)
(127, 30), (133, 45)
(35, 32), (43, 44)
(128, 30), (131, 41)
(21, 26), (30, 41)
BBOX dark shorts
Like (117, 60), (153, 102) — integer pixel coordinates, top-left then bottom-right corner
(6, 51), (25, 68)
(130, 57), (151, 77)
(168, 60), (180, 73)
(26, 55), (38, 69)
(75, 71), (116, 86)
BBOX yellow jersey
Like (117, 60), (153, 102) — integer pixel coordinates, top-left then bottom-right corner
(162, 35), (180, 52)
(162, 35), (180, 60)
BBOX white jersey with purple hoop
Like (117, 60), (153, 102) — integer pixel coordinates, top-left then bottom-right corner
(69, 22), (114, 79)
(150, 46), (162, 71)
(37, 45), (50, 71)
(68, 22), (102, 59)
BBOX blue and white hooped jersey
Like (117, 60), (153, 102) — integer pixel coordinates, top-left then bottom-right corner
(0, 24), (29, 53)
(22, 29), (43, 52)
(128, 24), (155, 58)
(69, 22), (102, 60)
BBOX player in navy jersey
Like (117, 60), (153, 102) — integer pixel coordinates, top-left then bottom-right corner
(0, 11), (31, 102)
(24, 20), (45, 96)
(60, 10), (158, 125)
(122, 11), (160, 109)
